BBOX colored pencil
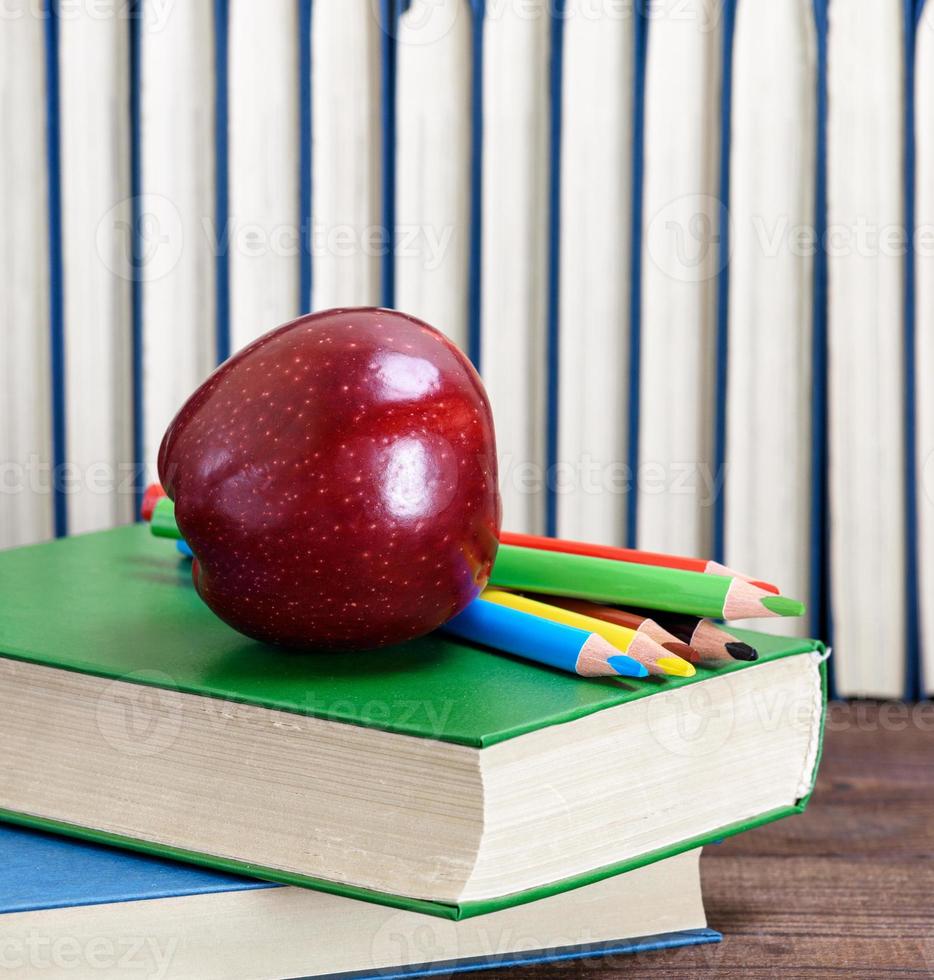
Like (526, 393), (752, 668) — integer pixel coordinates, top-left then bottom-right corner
(499, 530), (780, 594)
(490, 544), (805, 621)
(621, 609), (759, 663)
(141, 482), (166, 521)
(441, 598), (649, 678)
(141, 485), (778, 601)
(150, 496), (181, 539)
(523, 594), (703, 665)
(144, 496), (803, 621)
(481, 589), (695, 677)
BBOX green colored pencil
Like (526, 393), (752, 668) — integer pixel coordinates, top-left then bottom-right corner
(150, 497), (181, 539)
(489, 544), (804, 621)
(146, 497), (804, 621)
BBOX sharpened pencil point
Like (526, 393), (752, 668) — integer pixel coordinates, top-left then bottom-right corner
(761, 595), (806, 617)
(662, 640), (701, 663)
(656, 656), (696, 678)
(725, 641), (758, 662)
(607, 655), (649, 678)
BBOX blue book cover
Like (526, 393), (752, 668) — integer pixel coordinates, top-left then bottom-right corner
(0, 823), (271, 916)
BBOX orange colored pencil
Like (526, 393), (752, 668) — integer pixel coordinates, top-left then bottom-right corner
(498, 531), (779, 594)
(620, 607), (759, 664)
(524, 594), (703, 664)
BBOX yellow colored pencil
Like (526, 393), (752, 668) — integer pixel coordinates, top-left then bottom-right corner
(481, 589), (695, 678)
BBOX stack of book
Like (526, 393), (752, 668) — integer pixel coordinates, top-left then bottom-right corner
(0, 510), (827, 978)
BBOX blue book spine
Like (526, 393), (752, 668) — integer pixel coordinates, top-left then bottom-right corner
(467, 0), (485, 368)
(544, 0), (565, 538)
(129, 0), (144, 517)
(43, 0), (68, 539)
(903, 0), (921, 698)
(380, 0), (398, 308)
(810, 0), (832, 693)
(214, 0), (231, 364)
(299, 0), (313, 312)
(625, 2), (649, 547)
(711, 0), (738, 564)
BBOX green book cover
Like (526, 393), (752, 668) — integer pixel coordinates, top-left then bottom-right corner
(0, 526), (828, 919)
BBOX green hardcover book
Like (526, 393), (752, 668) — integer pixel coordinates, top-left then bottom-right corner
(0, 526), (827, 920)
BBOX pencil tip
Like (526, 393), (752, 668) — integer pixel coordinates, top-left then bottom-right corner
(761, 595), (806, 617)
(663, 641), (700, 662)
(656, 656), (696, 678)
(725, 641), (758, 662)
(607, 655), (649, 678)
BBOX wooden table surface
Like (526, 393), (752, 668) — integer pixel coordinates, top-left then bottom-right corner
(485, 702), (934, 979)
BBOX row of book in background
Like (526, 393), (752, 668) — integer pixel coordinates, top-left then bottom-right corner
(1, 0), (931, 698)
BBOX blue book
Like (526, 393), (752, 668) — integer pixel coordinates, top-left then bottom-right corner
(1, 825), (719, 979)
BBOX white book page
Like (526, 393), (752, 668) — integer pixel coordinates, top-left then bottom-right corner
(228, 0), (300, 349)
(394, 0), (472, 350)
(140, 0), (216, 476)
(60, 2), (134, 534)
(637, 0), (723, 556)
(827, 0), (905, 696)
(555, 0), (634, 545)
(311, 0), (383, 310)
(481, 0), (550, 534)
(0, 3), (53, 548)
(724, 0), (816, 636)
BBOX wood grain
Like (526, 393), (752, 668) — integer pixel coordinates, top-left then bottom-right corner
(483, 702), (934, 978)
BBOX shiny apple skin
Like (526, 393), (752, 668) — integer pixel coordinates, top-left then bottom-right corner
(158, 308), (501, 650)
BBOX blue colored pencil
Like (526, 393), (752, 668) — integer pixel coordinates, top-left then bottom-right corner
(442, 598), (648, 679)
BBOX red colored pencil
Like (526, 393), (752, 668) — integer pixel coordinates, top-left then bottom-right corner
(498, 531), (779, 595)
(141, 483), (167, 521)
(141, 483), (779, 598)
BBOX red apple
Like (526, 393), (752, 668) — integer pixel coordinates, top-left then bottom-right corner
(158, 308), (501, 650)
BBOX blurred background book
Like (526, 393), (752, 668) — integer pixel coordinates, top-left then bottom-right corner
(1, 0), (932, 698)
